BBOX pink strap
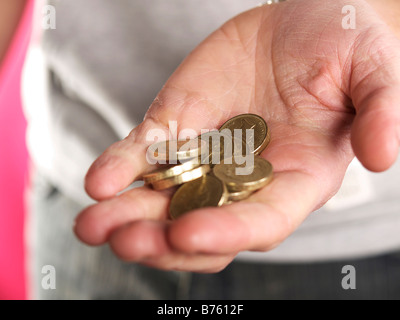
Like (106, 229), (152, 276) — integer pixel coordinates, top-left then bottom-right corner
(0, 0), (34, 300)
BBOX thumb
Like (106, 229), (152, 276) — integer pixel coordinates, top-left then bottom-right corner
(350, 30), (400, 172)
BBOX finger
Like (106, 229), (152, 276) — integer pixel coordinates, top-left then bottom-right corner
(350, 29), (400, 172)
(167, 170), (320, 255)
(84, 106), (226, 202)
(351, 87), (400, 171)
(74, 186), (173, 246)
(109, 220), (236, 273)
(84, 119), (168, 201)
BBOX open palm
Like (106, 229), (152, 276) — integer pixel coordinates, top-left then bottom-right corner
(75, 0), (400, 272)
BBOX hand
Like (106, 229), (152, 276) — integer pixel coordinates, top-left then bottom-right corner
(74, 0), (400, 272)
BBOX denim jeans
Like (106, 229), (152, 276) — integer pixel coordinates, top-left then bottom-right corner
(29, 172), (400, 300)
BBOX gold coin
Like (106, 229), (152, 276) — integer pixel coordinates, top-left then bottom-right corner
(219, 113), (270, 155)
(151, 164), (210, 190)
(169, 175), (228, 219)
(147, 138), (207, 163)
(227, 189), (254, 202)
(143, 157), (202, 184)
(213, 156), (273, 192)
(198, 130), (240, 166)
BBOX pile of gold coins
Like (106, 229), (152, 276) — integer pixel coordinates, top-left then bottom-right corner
(143, 114), (273, 219)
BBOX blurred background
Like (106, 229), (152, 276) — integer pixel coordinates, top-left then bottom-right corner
(0, 0), (33, 300)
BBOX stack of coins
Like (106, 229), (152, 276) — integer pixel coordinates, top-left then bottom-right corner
(143, 114), (273, 219)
